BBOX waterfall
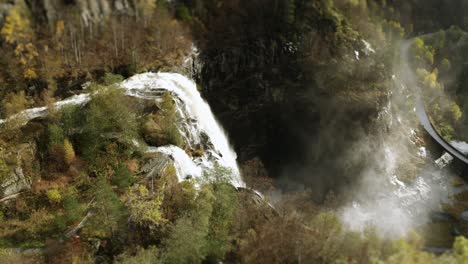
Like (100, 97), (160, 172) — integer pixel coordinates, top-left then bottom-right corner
(122, 72), (244, 187)
(0, 94), (91, 126)
(0, 72), (244, 188)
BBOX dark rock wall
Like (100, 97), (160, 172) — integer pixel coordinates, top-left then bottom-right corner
(194, 0), (390, 198)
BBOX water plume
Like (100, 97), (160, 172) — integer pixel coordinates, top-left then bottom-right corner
(339, 39), (455, 237)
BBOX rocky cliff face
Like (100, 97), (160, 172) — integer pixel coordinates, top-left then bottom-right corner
(0, 142), (37, 197)
(194, 1), (390, 197)
(0, 0), (141, 27)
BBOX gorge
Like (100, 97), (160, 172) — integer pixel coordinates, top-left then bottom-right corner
(1, 1), (468, 263)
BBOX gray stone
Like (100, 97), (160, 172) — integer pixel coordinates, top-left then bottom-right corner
(461, 211), (468, 222)
(0, 143), (36, 198)
(140, 153), (174, 180)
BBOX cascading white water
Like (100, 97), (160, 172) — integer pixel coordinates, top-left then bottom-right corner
(0, 94), (91, 125)
(340, 40), (454, 237)
(0, 72), (244, 188)
(122, 72), (244, 187)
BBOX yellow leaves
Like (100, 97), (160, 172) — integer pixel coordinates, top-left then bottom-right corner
(125, 184), (167, 228)
(423, 70), (439, 89)
(451, 103), (462, 121)
(137, 0), (157, 18)
(413, 37), (425, 51)
(0, 5), (32, 45)
(1, 3), (38, 79)
(1, 90), (30, 117)
(452, 236), (468, 263)
(416, 68), (441, 90)
(56, 20), (65, 37)
(1, 8), (24, 44)
(412, 37), (435, 66)
(137, 184), (150, 197)
(63, 139), (76, 165)
(25, 43), (38, 58)
(387, 20), (405, 37)
(16, 43), (38, 77)
(424, 50), (434, 65)
(46, 189), (63, 204)
(23, 68), (37, 79)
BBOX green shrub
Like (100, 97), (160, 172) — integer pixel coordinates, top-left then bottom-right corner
(0, 158), (10, 183)
(58, 104), (81, 136)
(112, 164), (135, 189)
(160, 92), (185, 148)
(103, 73), (124, 86)
(116, 246), (160, 264)
(47, 124), (65, 148)
(162, 166), (237, 263)
(162, 186), (214, 264)
(176, 5), (192, 22)
(438, 122), (455, 141)
(125, 184), (166, 229)
(63, 188), (84, 225)
(82, 176), (126, 239)
(79, 88), (138, 161)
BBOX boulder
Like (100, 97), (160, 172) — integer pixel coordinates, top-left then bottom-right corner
(1, 166), (30, 196)
(142, 113), (166, 146)
(461, 211), (468, 222)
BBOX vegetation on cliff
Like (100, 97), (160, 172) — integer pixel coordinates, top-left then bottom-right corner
(0, 0), (468, 263)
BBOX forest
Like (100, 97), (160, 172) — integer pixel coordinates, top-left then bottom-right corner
(1, 0), (468, 263)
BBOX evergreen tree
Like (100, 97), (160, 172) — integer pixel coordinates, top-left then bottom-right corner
(162, 186), (214, 263)
(84, 176), (126, 238)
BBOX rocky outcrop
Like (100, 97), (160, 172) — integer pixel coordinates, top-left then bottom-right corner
(5, 0), (139, 27)
(142, 113), (167, 147)
(140, 152), (174, 181)
(0, 142), (37, 197)
(1, 166), (29, 196)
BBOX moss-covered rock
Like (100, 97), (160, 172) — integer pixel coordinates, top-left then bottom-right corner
(141, 94), (186, 149)
(142, 113), (166, 146)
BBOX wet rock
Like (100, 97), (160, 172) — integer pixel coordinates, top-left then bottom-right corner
(452, 226), (461, 236)
(424, 247), (451, 255)
(436, 152), (454, 168)
(430, 212), (456, 223)
(461, 211), (468, 222)
(457, 211), (468, 237)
